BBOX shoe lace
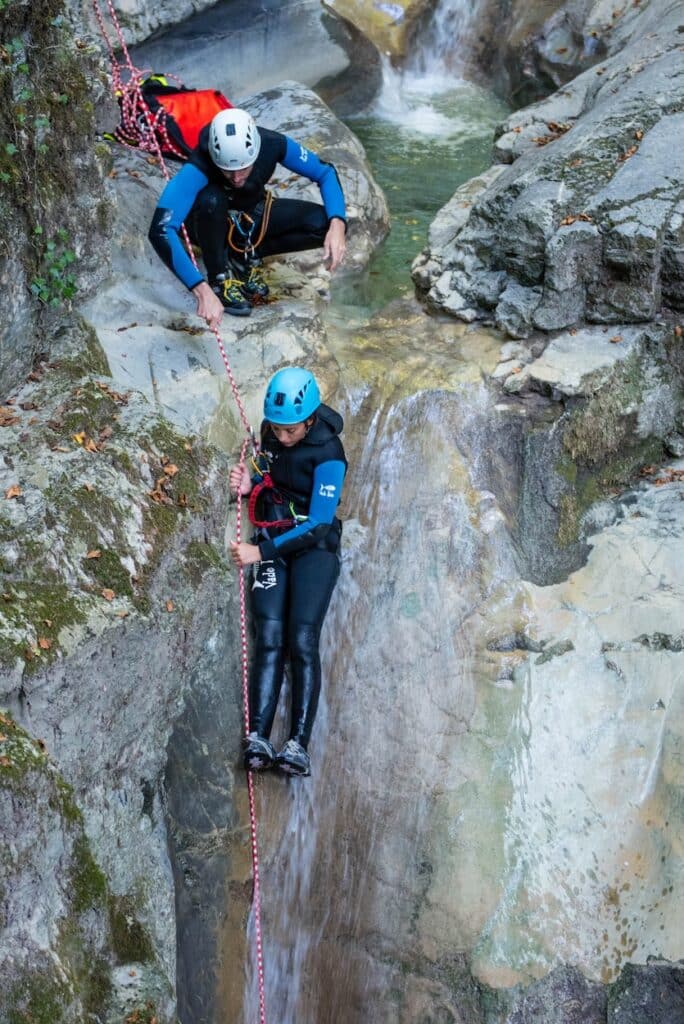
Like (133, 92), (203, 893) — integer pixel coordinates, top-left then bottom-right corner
(219, 277), (246, 301)
(247, 265), (266, 288)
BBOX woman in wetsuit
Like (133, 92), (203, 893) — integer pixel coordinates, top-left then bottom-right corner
(228, 366), (347, 777)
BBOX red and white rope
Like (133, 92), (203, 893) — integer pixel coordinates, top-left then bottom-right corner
(92, 3), (267, 1020)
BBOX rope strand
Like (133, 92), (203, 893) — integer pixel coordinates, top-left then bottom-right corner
(92, 4), (266, 1020)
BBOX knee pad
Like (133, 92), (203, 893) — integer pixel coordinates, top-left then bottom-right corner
(288, 623), (319, 662)
(256, 617), (286, 654)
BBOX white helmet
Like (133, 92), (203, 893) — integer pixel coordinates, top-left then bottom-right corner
(208, 108), (261, 171)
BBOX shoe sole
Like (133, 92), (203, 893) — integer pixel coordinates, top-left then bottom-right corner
(223, 306), (252, 317)
(245, 759), (273, 771)
(276, 762), (310, 777)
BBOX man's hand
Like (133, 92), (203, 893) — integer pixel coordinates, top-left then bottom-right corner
(193, 281), (224, 330)
(323, 218), (346, 273)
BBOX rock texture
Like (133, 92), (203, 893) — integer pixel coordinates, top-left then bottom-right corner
(0, 1), (111, 396)
(413, 0), (684, 337)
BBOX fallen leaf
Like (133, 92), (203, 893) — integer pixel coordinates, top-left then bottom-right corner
(569, 158), (583, 167)
(51, 445), (70, 452)
(569, 329), (578, 335)
(99, 425), (113, 441)
(86, 549), (102, 559)
(165, 600), (175, 613)
(177, 493), (188, 508)
(83, 482), (95, 492)
(101, 588), (115, 601)
(84, 438), (99, 453)
(38, 637), (51, 650)
(183, 442), (193, 452)
(72, 431), (86, 445)
(634, 129), (644, 140)
(511, 366), (522, 374)
(43, 619), (53, 627)
(0, 756), (11, 767)
(560, 215), (577, 226)
(555, 46), (568, 54)
(5, 485), (21, 499)
(19, 401), (37, 410)
(0, 406), (20, 426)
(578, 212), (594, 222)
(618, 145), (638, 162)
(512, 126), (522, 133)
(609, 334), (623, 343)
(163, 463), (179, 477)
(674, 325), (682, 337)
(115, 610), (129, 618)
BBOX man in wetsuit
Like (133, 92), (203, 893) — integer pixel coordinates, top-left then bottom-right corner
(148, 107), (347, 325)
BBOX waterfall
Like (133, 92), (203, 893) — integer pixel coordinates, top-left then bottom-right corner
(403, 0), (484, 81)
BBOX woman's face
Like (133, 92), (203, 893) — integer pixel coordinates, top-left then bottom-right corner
(269, 420), (310, 447)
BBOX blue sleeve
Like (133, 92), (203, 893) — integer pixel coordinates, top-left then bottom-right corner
(258, 459), (346, 560)
(148, 163), (209, 290)
(282, 136), (346, 223)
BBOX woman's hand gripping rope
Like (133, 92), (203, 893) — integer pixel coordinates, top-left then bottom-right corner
(229, 462), (261, 568)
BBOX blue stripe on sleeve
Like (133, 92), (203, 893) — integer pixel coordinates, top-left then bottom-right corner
(269, 459), (346, 555)
(149, 163), (209, 290)
(282, 136), (346, 222)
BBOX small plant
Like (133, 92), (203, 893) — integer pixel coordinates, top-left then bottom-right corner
(30, 227), (77, 306)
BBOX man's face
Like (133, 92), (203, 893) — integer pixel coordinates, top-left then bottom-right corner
(222, 164), (254, 188)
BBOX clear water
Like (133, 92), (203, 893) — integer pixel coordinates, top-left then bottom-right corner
(333, 73), (509, 313)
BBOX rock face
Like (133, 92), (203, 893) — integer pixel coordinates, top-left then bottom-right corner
(0, 2), (111, 396)
(412, 0), (684, 337)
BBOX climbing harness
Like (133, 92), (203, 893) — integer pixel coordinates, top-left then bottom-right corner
(247, 455), (307, 530)
(92, 2), (267, 1020)
(227, 192), (274, 258)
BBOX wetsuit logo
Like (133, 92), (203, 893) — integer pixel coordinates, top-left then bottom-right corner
(318, 483), (336, 498)
(299, 145), (309, 163)
(252, 562), (277, 590)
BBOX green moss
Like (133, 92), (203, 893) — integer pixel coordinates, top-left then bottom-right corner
(55, 317), (111, 378)
(108, 894), (155, 964)
(0, 581), (84, 671)
(0, 711), (48, 785)
(82, 547), (133, 598)
(70, 834), (107, 914)
(6, 970), (70, 1024)
(184, 539), (226, 586)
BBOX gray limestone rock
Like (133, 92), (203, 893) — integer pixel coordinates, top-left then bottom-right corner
(504, 966), (607, 1023)
(607, 961), (684, 1024)
(416, 3), (684, 335)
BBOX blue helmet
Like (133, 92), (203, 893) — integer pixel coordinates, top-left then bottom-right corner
(263, 367), (321, 424)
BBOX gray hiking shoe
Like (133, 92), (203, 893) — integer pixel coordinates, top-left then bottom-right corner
(275, 739), (311, 777)
(243, 732), (276, 771)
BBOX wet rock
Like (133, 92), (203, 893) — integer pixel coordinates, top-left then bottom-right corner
(415, 4), (684, 336)
(607, 960), (684, 1024)
(503, 965), (607, 1023)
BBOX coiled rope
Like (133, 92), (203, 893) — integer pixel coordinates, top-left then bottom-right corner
(91, 3), (268, 1020)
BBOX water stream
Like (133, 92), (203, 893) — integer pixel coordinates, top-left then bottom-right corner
(134, 1), (513, 1020)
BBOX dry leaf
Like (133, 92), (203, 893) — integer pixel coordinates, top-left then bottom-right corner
(43, 619), (53, 627)
(560, 215), (577, 226)
(569, 158), (583, 168)
(72, 431), (86, 445)
(163, 464), (179, 477)
(165, 600), (175, 613)
(84, 438), (99, 453)
(83, 482), (95, 492)
(183, 442), (193, 452)
(51, 445), (70, 452)
(115, 610), (129, 618)
(634, 129), (644, 140)
(618, 145), (638, 162)
(19, 401), (37, 411)
(99, 425), (113, 441)
(0, 407), (20, 426)
(555, 46), (568, 54)
(674, 325), (682, 337)
(86, 549), (102, 559)
(5, 484), (21, 499)
(609, 335), (623, 343)
(38, 637), (51, 650)
(101, 588), (115, 601)
(512, 126), (522, 133)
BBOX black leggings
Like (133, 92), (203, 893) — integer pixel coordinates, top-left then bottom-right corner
(188, 184), (329, 280)
(249, 544), (340, 750)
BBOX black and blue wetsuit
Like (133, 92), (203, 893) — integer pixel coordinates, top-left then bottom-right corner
(148, 125), (346, 287)
(249, 404), (346, 750)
